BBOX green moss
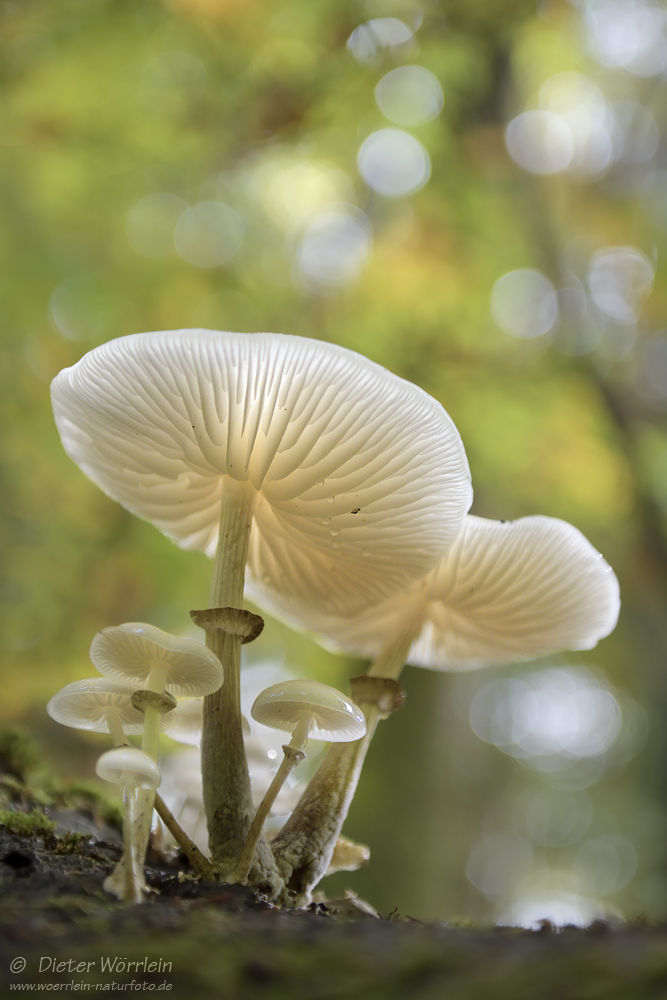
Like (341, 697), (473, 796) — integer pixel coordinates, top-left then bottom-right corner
(0, 806), (57, 836)
(0, 728), (123, 830)
(51, 830), (87, 854)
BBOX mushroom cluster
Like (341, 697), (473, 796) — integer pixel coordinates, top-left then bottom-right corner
(47, 622), (224, 901)
(49, 329), (620, 906)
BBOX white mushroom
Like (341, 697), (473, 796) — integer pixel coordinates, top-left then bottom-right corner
(51, 329), (472, 879)
(90, 623), (223, 698)
(51, 331), (471, 618)
(90, 621), (222, 872)
(267, 514), (621, 904)
(234, 679), (366, 883)
(272, 515), (620, 668)
(95, 746), (161, 904)
(46, 678), (173, 746)
(96, 744), (161, 788)
(252, 679), (366, 749)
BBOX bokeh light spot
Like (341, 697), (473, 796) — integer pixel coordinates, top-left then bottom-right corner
(357, 128), (430, 197)
(584, 0), (667, 77)
(347, 18), (416, 67)
(539, 73), (616, 178)
(587, 245), (654, 322)
(248, 154), (355, 232)
(505, 111), (574, 175)
(470, 667), (624, 770)
(490, 269), (559, 340)
(374, 65), (443, 126)
(175, 202), (244, 268)
(295, 205), (372, 289)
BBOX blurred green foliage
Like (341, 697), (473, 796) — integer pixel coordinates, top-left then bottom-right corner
(1, 0), (667, 924)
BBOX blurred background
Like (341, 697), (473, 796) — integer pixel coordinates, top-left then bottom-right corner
(2, 0), (667, 926)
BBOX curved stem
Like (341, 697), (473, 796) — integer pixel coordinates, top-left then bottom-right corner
(270, 625), (417, 906)
(153, 792), (213, 878)
(233, 744), (305, 884)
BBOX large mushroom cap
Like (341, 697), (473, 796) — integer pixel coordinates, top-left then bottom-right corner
(51, 330), (472, 616)
(272, 515), (621, 669)
(251, 679), (367, 742)
(46, 678), (175, 736)
(89, 622), (223, 696)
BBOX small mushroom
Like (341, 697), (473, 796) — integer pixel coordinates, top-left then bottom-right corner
(95, 745), (161, 904)
(90, 623), (223, 698)
(89, 621), (222, 775)
(233, 680), (366, 883)
(96, 744), (161, 788)
(46, 677), (173, 746)
(90, 622), (222, 870)
(251, 679), (366, 750)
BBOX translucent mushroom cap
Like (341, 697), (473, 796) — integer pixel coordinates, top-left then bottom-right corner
(51, 330), (472, 617)
(251, 679), (367, 743)
(46, 678), (175, 736)
(164, 698), (204, 746)
(273, 515), (621, 669)
(95, 746), (161, 789)
(89, 622), (223, 696)
(165, 698), (250, 745)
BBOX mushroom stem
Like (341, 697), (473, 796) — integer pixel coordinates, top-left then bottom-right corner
(141, 663), (169, 774)
(153, 792), (214, 879)
(99, 709), (145, 900)
(270, 627), (416, 906)
(201, 477), (261, 874)
(104, 706), (128, 748)
(97, 746), (160, 904)
(290, 712), (314, 753)
(135, 689), (175, 877)
(233, 744), (306, 884)
(208, 477), (255, 610)
(121, 787), (144, 904)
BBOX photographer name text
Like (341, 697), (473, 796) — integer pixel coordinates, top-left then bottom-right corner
(38, 959), (172, 974)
